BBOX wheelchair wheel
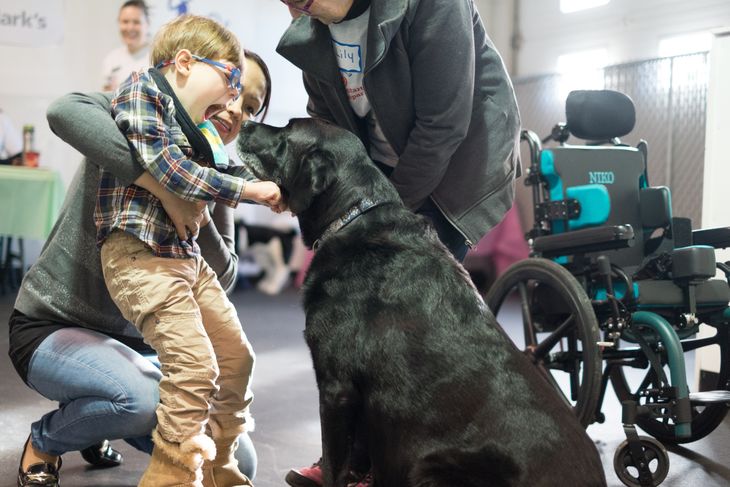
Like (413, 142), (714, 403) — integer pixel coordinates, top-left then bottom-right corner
(486, 258), (602, 427)
(609, 325), (730, 443)
(613, 435), (669, 487)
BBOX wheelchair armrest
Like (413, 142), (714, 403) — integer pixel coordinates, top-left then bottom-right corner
(692, 227), (730, 249)
(532, 225), (635, 258)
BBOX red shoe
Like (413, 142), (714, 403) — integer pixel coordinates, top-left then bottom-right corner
(285, 458), (323, 487)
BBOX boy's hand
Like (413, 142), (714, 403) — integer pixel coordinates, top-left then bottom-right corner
(246, 181), (282, 209)
(271, 200), (290, 214)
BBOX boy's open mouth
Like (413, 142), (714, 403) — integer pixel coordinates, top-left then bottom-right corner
(210, 114), (231, 135)
(204, 104), (226, 123)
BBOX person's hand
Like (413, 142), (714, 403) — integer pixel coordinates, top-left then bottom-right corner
(246, 181), (282, 209)
(159, 194), (208, 240)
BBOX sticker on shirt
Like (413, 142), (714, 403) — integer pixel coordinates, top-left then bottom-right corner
(333, 40), (363, 73)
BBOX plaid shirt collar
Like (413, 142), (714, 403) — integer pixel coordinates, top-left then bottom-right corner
(148, 68), (216, 166)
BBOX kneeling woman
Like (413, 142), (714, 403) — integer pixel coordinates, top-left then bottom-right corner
(10, 50), (272, 486)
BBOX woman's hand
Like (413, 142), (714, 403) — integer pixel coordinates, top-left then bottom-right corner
(134, 172), (207, 239)
(160, 194), (208, 239)
(199, 204), (212, 229)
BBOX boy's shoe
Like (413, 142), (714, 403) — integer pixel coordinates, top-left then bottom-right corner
(17, 458), (62, 487)
(80, 439), (123, 468)
(285, 458), (323, 487)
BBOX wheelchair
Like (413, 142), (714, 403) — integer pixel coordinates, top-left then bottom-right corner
(485, 90), (730, 486)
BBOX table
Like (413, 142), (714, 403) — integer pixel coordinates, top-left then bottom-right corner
(0, 165), (65, 240)
(0, 166), (65, 293)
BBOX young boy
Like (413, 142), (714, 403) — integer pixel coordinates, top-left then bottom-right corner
(96, 15), (279, 487)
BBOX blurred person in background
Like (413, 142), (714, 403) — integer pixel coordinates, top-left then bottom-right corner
(101, 0), (151, 91)
(0, 109), (22, 165)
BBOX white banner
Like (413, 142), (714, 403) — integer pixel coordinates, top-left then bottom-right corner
(0, 0), (64, 47)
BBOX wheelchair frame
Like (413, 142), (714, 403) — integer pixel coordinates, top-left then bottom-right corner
(485, 90), (730, 487)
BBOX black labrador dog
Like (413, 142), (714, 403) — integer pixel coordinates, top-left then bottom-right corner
(237, 119), (606, 487)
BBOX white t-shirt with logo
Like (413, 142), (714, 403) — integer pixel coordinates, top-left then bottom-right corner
(101, 45), (150, 91)
(328, 9), (399, 167)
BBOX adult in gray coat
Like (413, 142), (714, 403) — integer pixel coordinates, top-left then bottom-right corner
(279, 1), (520, 485)
(278, 0), (521, 263)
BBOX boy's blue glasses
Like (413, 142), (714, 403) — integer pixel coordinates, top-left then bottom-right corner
(156, 55), (242, 98)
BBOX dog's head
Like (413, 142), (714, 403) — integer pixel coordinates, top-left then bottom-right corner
(237, 118), (358, 213)
(237, 118), (400, 245)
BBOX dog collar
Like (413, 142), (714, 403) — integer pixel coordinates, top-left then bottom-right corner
(312, 198), (384, 251)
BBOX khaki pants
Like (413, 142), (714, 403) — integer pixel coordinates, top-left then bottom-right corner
(101, 231), (254, 443)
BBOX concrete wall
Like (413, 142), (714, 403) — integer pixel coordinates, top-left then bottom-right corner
(478, 0), (730, 77)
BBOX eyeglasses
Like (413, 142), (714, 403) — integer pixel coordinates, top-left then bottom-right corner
(280, 0), (315, 14)
(156, 54), (242, 98)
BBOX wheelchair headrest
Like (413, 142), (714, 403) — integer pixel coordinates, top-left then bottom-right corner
(566, 90), (636, 140)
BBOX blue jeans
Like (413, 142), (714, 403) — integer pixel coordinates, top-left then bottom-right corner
(26, 327), (257, 478)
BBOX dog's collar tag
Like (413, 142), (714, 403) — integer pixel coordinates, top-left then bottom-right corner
(313, 198), (383, 251)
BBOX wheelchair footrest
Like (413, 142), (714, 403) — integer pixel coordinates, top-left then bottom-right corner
(689, 390), (730, 404)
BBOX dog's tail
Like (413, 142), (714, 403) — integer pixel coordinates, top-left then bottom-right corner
(409, 444), (521, 487)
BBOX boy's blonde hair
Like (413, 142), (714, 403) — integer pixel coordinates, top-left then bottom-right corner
(151, 14), (242, 69)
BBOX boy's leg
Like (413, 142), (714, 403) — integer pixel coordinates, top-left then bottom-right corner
(193, 258), (255, 485)
(135, 352), (259, 479)
(101, 232), (218, 485)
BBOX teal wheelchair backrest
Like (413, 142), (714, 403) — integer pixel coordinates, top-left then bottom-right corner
(540, 145), (648, 269)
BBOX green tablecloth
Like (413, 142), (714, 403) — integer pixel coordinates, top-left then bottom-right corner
(0, 166), (65, 240)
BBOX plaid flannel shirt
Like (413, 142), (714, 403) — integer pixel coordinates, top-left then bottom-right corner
(95, 70), (251, 258)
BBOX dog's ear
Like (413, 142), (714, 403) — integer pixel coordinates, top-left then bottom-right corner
(287, 147), (336, 214)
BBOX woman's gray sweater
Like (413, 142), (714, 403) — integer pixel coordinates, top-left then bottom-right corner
(13, 92), (238, 339)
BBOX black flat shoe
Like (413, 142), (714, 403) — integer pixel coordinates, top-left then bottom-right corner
(17, 458), (62, 487)
(80, 440), (123, 468)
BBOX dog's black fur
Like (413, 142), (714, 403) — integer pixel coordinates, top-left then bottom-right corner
(237, 119), (606, 487)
